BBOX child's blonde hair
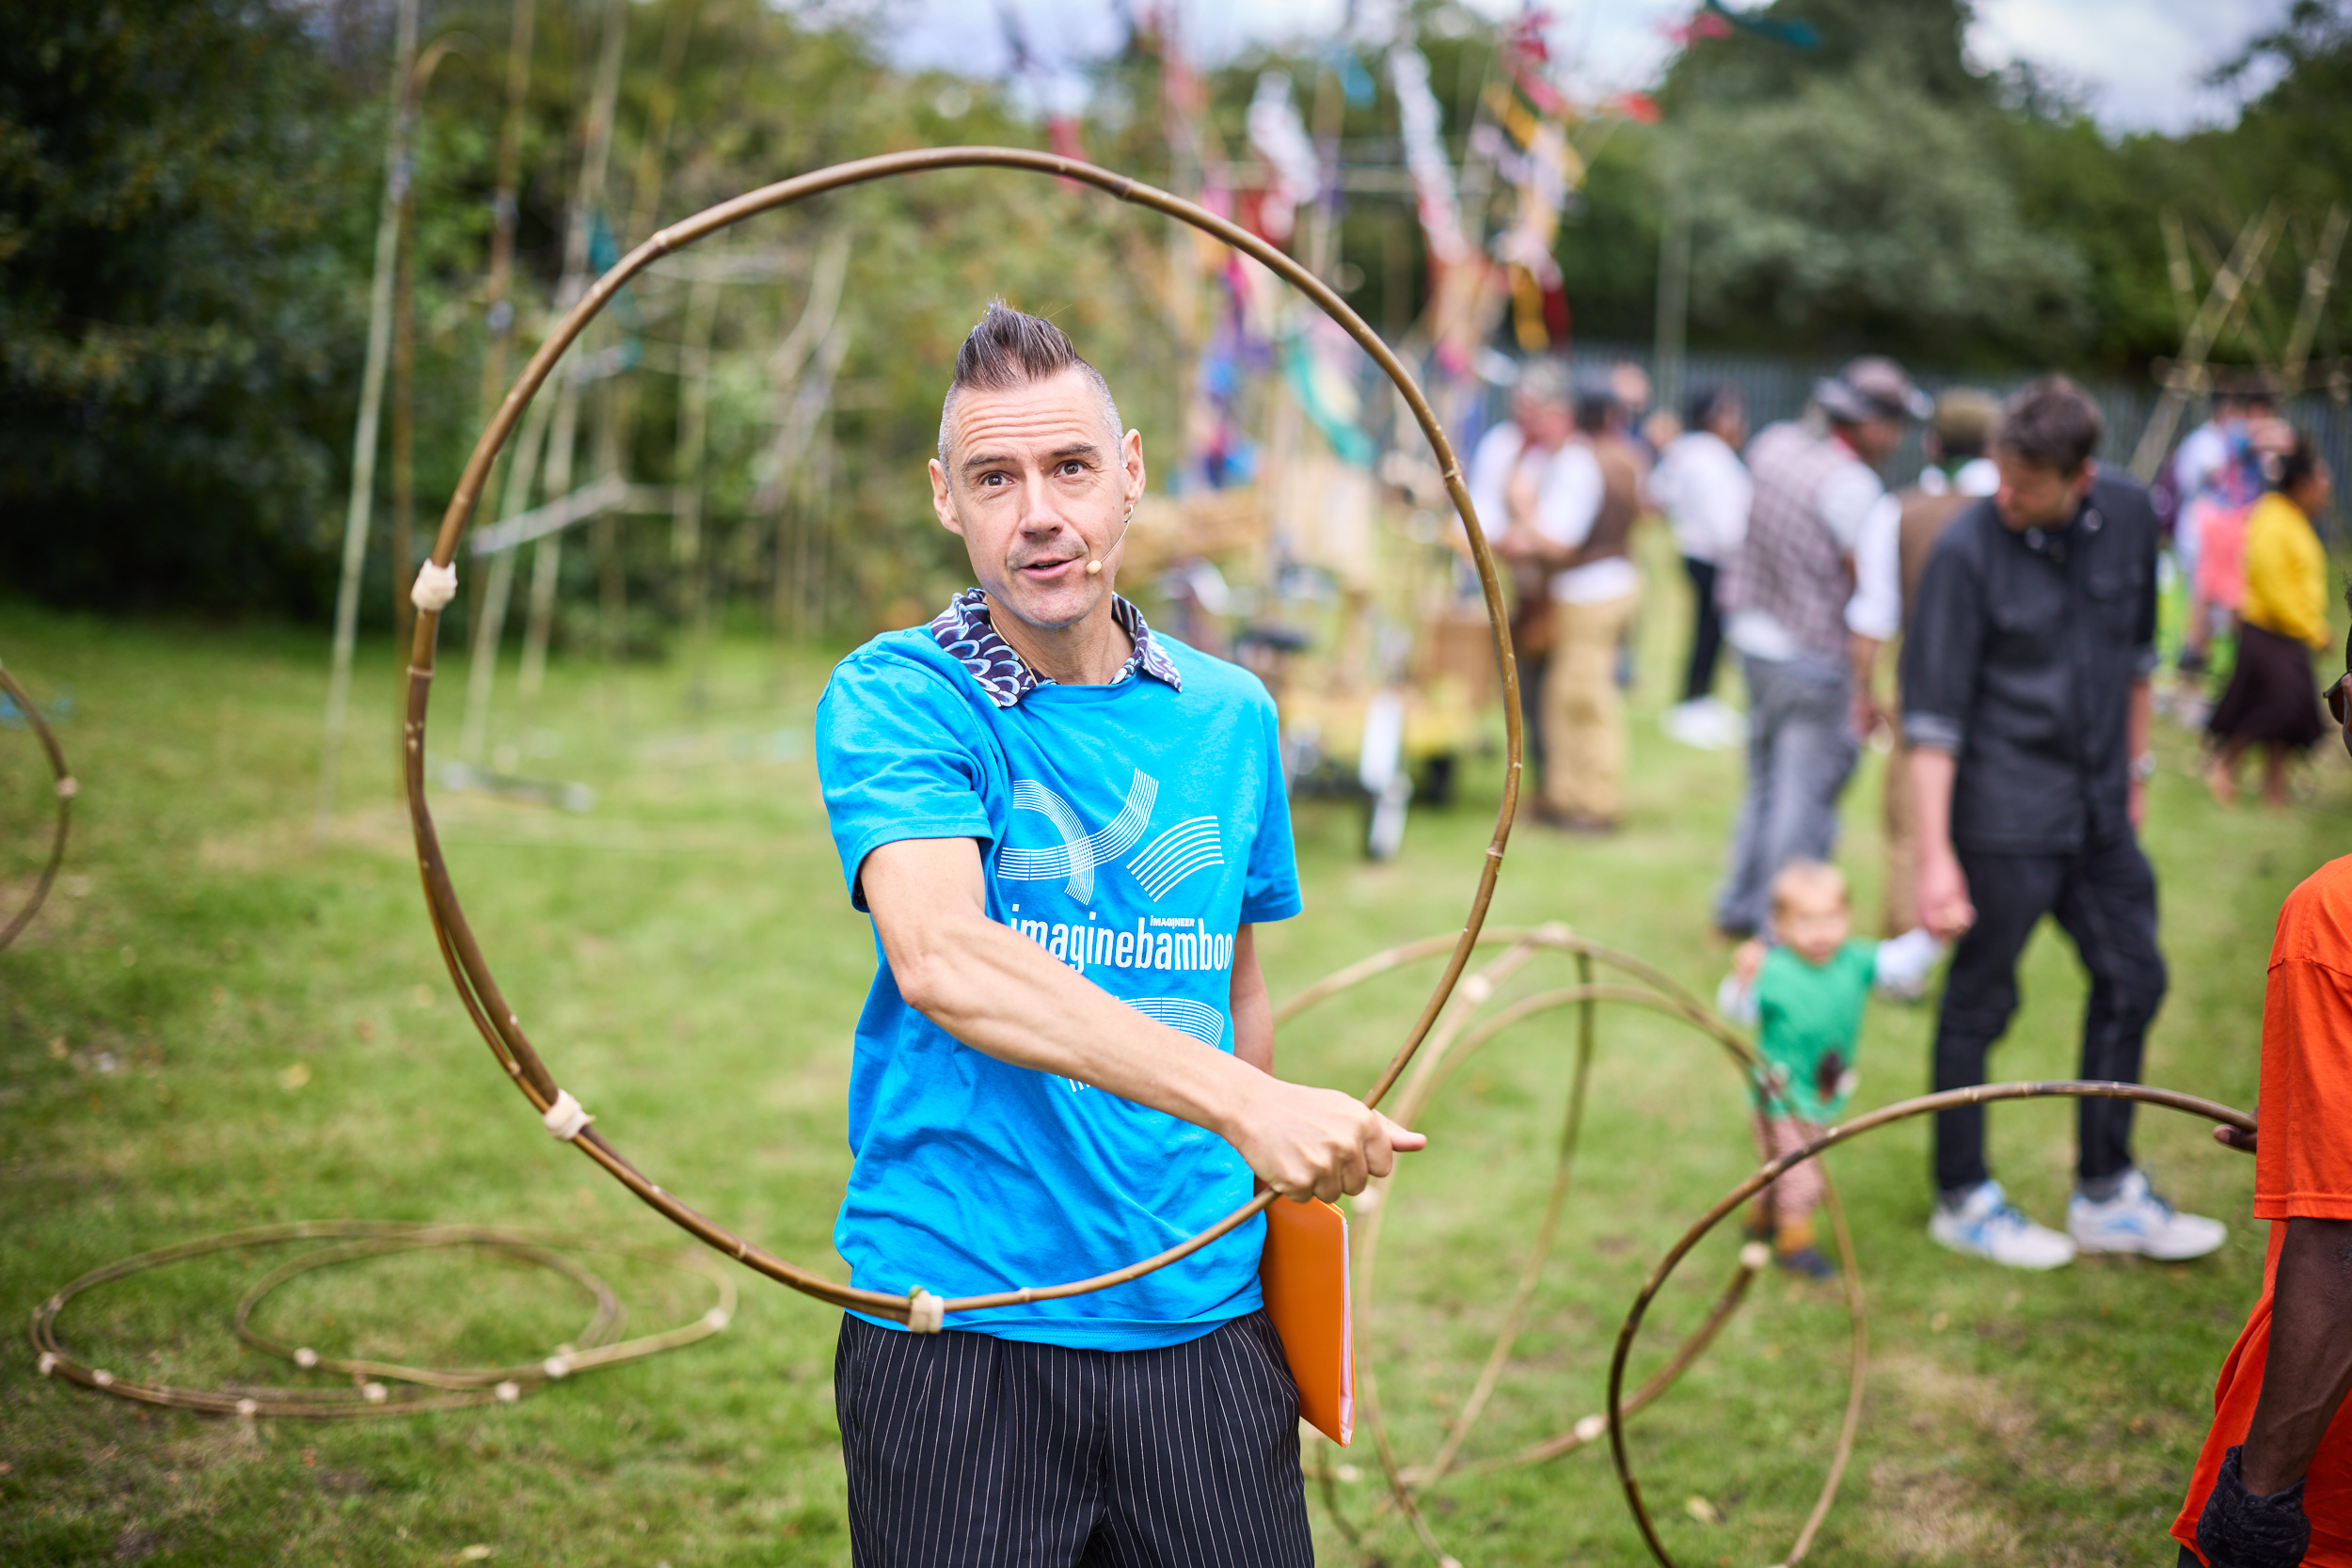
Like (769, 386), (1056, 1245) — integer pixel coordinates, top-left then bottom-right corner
(1768, 859), (1849, 917)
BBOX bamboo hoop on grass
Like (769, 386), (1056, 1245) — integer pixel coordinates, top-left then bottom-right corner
(29, 1220), (736, 1419)
(232, 1231), (625, 1390)
(0, 661), (75, 951)
(1276, 927), (1861, 1568)
(403, 148), (1521, 1327)
(1606, 1081), (2258, 1568)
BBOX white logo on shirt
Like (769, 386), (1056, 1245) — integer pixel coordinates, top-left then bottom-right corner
(997, 768), (1227, 904)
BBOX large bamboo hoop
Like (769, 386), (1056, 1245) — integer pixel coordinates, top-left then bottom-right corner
(1606, 1081), (2258, 1568)
(0, 661), (75, 952)
(405, 148), (1521, 1327)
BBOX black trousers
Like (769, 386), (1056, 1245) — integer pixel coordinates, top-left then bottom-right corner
(835, 1309), (1313, 1568)
(1680, 556), (1724, 704)
(1517, 648), (1549, 790)
(1931, 835), (2169, 1195)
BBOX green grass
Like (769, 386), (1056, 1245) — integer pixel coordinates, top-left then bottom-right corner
(1, 544), (2342, 1566)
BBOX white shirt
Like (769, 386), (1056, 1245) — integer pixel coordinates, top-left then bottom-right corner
(1917, 456), (1997, 498)
(1724, 439), (1886, 662)
(1649, 430), (1752, 564)
(1846, 458), (1998, 641)
(1468, 423), (1639, 605)
(2172, 422), (2226, 501)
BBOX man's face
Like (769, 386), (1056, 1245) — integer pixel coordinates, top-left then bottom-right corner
(1993, 451), (2092, 532)
(1845, 415), (1902, 465)
(1514, 394), (1573, 450)
(929, 368), (1144, 633)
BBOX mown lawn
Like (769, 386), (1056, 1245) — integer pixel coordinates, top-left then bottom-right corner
(2, 544), (2341, 1566)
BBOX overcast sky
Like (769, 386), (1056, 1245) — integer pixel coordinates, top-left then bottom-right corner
(870, 0), (2296, 135)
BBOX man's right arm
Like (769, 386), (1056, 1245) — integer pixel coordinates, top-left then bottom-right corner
(1900, 539), (1983, 941)
(859, 836), (1423, 1202)
(1909, 748), (1973, 940)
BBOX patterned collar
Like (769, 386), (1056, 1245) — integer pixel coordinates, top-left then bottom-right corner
(927, 587), (1183, 709)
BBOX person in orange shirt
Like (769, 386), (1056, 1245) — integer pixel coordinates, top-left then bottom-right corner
(2174, 610), (2352, 1565)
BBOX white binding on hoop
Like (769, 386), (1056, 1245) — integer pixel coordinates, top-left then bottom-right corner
(410, 559), (459, 613)
(541, 1090), (592, 1141)
(906, 1289), (946, 1334)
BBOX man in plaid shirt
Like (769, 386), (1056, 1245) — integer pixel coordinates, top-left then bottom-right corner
(1713, 356), (1929, 938)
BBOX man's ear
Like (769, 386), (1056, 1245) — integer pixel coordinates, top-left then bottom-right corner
(1121, 427), (1147, 507)
(929, 457), (966, 538)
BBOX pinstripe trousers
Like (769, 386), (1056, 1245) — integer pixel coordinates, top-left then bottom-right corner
(835, 1309), (1314, 1567)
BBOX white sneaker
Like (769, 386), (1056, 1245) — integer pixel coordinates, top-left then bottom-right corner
(1928, 1180), (2076, 1270)
(1662, 697), (1744, 751)
(2068, 1169), (2227, 1260)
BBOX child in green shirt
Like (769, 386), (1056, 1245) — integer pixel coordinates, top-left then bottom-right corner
(1719, 861), (1942, 1276)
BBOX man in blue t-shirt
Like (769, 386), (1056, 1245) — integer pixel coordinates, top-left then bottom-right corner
(814, 302), (1422, 1566)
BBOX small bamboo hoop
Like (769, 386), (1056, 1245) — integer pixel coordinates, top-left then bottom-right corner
(404, 148), (1521, 1327)
(1277, 927), (1860, 1568)
(232, 1231), (625, 1390)
(1606, 1080), (2258, 1568)
(0, 660), (75, 951)
(28, 1220), (737, 1419)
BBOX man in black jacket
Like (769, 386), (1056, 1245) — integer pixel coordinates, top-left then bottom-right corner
(1901, 376), (2226, 1270)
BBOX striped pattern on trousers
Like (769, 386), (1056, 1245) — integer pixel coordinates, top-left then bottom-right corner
(834, 1308), (1313, 1567)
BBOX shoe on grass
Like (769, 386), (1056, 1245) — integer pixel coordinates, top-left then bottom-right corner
(1661, 697), (1744, 751)
(1929, 1180), (2075, 1270)
(2068, 1169), (2226, 1260)
(1773, 1245), (1834, 1279)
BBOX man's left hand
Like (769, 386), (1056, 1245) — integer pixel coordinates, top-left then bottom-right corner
(2129, 776), (2148, 831)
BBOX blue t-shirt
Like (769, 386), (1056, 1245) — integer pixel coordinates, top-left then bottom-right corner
(813, 620), (1301, 1350)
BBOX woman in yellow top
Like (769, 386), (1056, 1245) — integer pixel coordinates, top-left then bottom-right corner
(2209, 432), (2334, 807)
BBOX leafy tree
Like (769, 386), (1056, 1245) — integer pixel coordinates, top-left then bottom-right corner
(1659, 67), (2086, 362)
(0, 0), (376, 610)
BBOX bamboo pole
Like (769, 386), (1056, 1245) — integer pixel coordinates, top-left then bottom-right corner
(627, 0), (699, 245)
(2283, 203), (2348, 388)
(515, 373), (583, 722)
(391, 38), (472, 766)
(674, 276), (720, 705)
(499, 0), (627, 747)
(316, 0), (421, 840)
(479, 0), (537, 420)
(458, 387), (557, 764)
(2132, 203), (2281, 482)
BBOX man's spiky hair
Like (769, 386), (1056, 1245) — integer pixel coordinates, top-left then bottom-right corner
(936, 301), (1122, 465)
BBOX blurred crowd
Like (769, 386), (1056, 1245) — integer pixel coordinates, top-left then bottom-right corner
(1478, 350), (2338, 1277)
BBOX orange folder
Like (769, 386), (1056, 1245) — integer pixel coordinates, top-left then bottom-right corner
(1260, 1196), (1354, 1445)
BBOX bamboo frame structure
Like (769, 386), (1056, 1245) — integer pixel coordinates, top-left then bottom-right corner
(29, 1221), (736, 1420)
(0, 661), (76, 952)
(1276, 927), (1860, 1568)
(1606, 1081), (2257, 1568)
(405, 148), (1521, 1327)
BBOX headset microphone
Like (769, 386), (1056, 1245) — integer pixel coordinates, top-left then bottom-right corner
(1086, 503), (1137, 577)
